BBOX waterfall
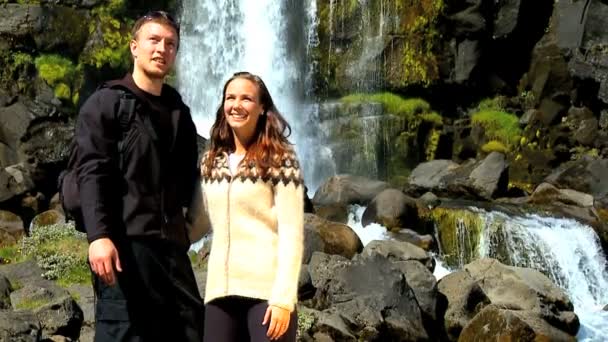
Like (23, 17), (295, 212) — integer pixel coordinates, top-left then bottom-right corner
(176, 0), (334, 191)
(438, 207), (608, 341)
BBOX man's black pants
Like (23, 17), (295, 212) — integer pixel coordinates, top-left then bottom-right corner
(92, 238), (204, 342)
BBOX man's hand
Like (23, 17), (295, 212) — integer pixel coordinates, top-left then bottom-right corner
(88, 238), (122, 286)
(263, 305), (291, 340)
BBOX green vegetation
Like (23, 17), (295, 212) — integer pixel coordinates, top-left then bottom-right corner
(15, 298), (51, 311)
(476, 97), (507, 111)
(471, 109), (521, 150)
(341, 93), (432, 120)
(0, 245), (21, 264)
(80, 0), (132, 71)
(20, 223), (89, 286)
(35, 54), (78, 103)
(481, 140), (508, 154)
(297, 310), (316, 338)
(0, 51), (35, 93)
(431, 207), (484, 267)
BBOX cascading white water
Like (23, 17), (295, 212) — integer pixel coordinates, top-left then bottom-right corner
(468, 208), (608, 341)
(176, 0), (335, 191)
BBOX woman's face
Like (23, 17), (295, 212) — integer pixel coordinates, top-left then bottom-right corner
(223, 78), (264, 138)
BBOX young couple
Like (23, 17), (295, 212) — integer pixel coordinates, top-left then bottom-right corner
(75, 11), (304, 342)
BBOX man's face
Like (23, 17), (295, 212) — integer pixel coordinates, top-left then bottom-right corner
(130, 22), (178, 80)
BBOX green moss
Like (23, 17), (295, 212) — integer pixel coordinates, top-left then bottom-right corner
(35, 54), (76, 86)
(481, 140), (508, 154)
(394, 0), (444, 87)
(471, 110), (522, 150)
(80, 0), (132, 71)
(420, 111), (443, 125)
(15, 298), (51, 311)
(476, 97), (506, 111)
(54, 83), (71, 100)
(0, 51), (35, 93)
(425, 128), (441, 160)
(431, 207), (484, 267)
(341, 93), (431, 120)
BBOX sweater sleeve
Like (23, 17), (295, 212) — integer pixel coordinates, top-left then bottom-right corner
(268, 152), (304, 312)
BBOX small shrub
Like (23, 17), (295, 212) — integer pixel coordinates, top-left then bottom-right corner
(297, 310), (316, 338)
(20, 223), (89, 286)
(34, 55), (76, 86)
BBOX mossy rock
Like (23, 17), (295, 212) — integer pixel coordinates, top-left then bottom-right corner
(30, 210), (66, 231)
(315, 0), (444, 93)
(431, 206), (484, 268)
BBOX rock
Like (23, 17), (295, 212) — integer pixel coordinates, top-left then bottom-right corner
(21, 192), (45, 216)
(545, 157), (608, 198)
(0, 274), (11, 310)
(459, 304), (576, 341)
(313, 174), (389, 206)
(30, 210), (66, 231)
(314, 203), (349, 224)
(0, 164), (35, 202)
(437, 270), (491, 341)
(10, 282), (83, 340)
(394, 260), (438, 325)
(465, 258), (579, 335)
(49, 193), (63, 213)
(304, 214), (363, 260)
(419, 192), (439, 208)
(310, 252), (428, 341)
(530, 182), (594, 207)
(408, 160), (459, 191)
(0, 210), (24, 246)
(361, 240), (434, 272)
(0, 311), (41, 342)
(468, 152), (509, 199)
(361, 189), (421, 231)
(389, 228), (434, 251)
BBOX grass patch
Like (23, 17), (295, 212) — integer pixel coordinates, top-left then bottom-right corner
(0, 245), (23, 264)
(471, 110), (521, 150)
(21, 223), (90, 286)
(340, 93), (432, 120)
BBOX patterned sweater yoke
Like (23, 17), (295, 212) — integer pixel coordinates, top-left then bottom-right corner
(200, 149), (305, 312)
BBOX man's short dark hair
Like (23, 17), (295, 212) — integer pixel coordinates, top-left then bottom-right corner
(131, 11), (180, 43)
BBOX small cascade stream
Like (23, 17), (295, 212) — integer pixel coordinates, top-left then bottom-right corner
(348, 205), (608, 341)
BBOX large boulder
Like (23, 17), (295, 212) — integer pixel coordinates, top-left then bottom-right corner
(438, 258), (579, 340)
(459, 304), (576, 341)
(361, 188), (421, 231)
(307, 251), (430, 341)
(313, 174), (389, 206)
(303, 214), (362, 263)
(0, 4), (90, 57)
(0, 311), (41, 342)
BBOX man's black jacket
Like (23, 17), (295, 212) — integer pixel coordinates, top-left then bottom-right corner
(75, 74), (199, 248)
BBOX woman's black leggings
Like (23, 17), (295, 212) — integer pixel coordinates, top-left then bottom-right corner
(203, 296), (297, 342)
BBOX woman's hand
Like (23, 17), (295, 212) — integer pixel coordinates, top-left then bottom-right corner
(263, 304), (290, 340)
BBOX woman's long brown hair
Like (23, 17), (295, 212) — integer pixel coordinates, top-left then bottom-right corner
(203, 72), (292, 177)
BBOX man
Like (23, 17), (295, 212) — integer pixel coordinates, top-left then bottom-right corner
(75, 11), (203, 341)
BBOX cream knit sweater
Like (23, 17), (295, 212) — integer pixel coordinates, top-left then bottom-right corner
(196, 150), (304, 312)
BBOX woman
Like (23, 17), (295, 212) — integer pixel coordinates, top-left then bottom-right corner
(200, 72), (304, 341)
